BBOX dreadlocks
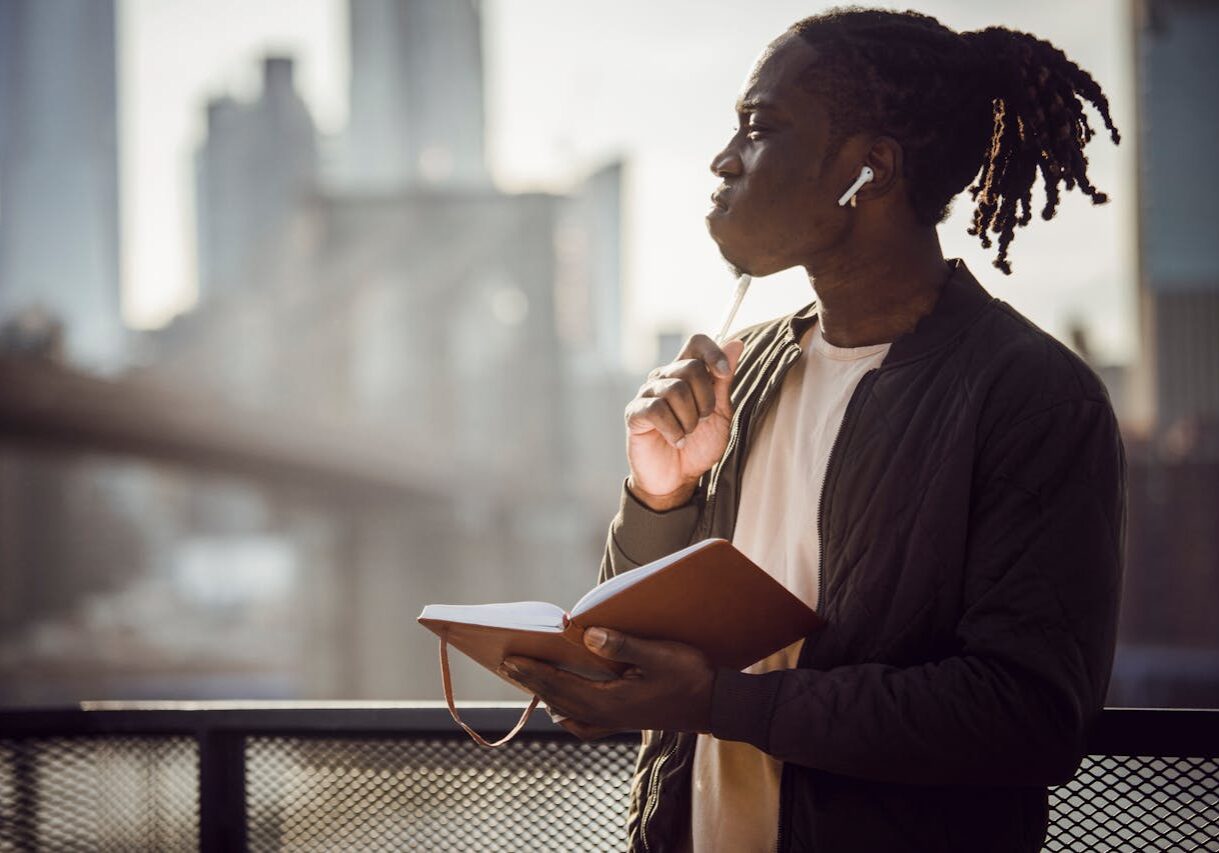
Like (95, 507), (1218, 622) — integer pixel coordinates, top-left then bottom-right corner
(790, 8), (1120, 274)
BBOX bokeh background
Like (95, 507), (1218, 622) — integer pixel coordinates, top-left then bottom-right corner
(1, 0), (1215, 707)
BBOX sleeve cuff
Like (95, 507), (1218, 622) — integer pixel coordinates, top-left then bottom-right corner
(608, 479), (702, 569)
(709, 667), (782, 748)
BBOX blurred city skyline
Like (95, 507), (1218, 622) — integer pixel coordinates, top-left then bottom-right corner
(1, 0), (640, 705)
(3, 0), (1217, 710)
(119, 0), (1138, 372)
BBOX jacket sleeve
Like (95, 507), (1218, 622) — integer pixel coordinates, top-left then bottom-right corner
(597, 480), (703, 585)
(708, 396), (1127, 787)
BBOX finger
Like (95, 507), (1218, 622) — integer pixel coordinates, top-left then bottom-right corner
(499, 657), (595, 717)
(498, 657), (559, 695)
(678, 333), (732, 379)
(583, 627), (656, 666)
(624, 396), (689, 448)
(722, 338), (745, 372)
(651, 359), (716, 419)
(713, 339), (745, 414)
(647, 377), (700, 434)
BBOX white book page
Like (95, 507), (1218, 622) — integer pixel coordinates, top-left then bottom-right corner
(418, 601), (566, 631)
(569, 538), (720, 618)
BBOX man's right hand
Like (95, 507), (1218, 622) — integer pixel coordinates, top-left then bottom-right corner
(624, 334), (745, 511)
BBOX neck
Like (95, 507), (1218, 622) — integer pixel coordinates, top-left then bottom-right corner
(806, 227), (950, 349)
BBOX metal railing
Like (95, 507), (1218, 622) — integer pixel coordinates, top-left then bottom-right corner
(1, 703), (1217, 851)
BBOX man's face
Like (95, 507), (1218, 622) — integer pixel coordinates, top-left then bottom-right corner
(706, 34), (850, 276)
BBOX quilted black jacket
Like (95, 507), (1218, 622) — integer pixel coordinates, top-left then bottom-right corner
(598, 259), (1126, 852)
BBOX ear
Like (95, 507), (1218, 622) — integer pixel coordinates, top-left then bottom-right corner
(858, 135), (903, 203)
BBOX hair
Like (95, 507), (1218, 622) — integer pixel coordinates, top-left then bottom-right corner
(789, 7), (1120, 274)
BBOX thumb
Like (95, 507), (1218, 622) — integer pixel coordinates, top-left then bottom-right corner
(584, 627), (647, 664)
(713, 338), (745, 414)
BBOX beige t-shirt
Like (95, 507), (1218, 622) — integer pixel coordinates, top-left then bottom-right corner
(688, 320), (891, 853)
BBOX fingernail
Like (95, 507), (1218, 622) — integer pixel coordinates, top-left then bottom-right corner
(585, 627), (608, 649)
(499, 661), (519, 676)
(674, 437), (686, 449)
(715, 358), (729, 376)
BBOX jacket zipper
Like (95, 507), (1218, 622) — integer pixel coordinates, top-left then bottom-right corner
(703, 336), (800, 528)
(774, 762), (793, 853)
(814, 367), (876, 617)
(774, 367), (877, 853)
(651, 335), (799, 851)
(640, 740), (675, 853)
(670, 325), (849, 852)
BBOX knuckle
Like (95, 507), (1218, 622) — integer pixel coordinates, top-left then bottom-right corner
(658, 378), (693, 404)
(679, 334), (712, 358)
(628, 398), (674, 432)
(652, 359), (691, 381)
(668, 359), (708, 384)
(626, 394), (659, 417)
(643, 378), (671, 398)
(639, 397), (667, 417)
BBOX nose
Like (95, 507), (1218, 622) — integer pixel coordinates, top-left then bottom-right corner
(710, 141), (743, 178)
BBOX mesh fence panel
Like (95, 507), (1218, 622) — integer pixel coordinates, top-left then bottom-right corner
(1, 732), (1216, 851)
(0, 736), (197, 852)
(245, 736), (636, 852)
(1046, 754), (1219, 852)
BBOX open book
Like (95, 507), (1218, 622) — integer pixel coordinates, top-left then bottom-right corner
(418, 538), (823, 686)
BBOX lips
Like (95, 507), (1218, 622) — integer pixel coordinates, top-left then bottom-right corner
(710, 186), (732, 210)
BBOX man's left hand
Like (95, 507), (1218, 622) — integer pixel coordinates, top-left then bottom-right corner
(498, 627), (715, 739)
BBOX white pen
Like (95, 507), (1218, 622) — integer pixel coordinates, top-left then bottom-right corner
(715, 274), (752, 344)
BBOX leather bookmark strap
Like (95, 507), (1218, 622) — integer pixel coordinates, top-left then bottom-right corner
(440, 636), (539, 748)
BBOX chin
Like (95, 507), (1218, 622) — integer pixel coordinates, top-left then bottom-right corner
(707, 233), (761, 277)
(706, 214), (745, 266)
(707, 211), (792, 277)
(714, 247), (757, 278)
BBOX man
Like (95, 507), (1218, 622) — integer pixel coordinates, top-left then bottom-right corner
(500, 9), (1126, 851)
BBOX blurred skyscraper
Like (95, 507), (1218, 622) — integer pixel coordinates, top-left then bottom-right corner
(176, 0), (626, 437)
(0, 0), (124, 369)
(141, 0), (632, 700)
(195, 57), (319, 303)
(341, 0), (488, 190)
(1106, 0), (1219, 708)
(1135, 0), (1219, 444)
(557, 162), (624, 370)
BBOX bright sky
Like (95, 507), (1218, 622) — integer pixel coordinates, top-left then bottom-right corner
(119, 0), (1137, 368)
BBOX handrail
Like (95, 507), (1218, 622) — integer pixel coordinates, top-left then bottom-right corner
(1, 702), (1215, 753)
(0, 701), (618, 738)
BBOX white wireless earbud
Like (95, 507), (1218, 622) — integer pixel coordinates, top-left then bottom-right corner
(837, 166), (875, 208)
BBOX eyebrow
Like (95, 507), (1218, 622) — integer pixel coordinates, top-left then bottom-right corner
(735, 96), (783, 116)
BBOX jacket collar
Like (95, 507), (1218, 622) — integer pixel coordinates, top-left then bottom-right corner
(785, 258), (995, 365)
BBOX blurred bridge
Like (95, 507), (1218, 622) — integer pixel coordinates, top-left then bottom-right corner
(0, 356), (450, 501)
(0, 355), (552, 703)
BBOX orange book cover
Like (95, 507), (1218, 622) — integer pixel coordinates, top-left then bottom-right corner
(417, 538), (824, 689)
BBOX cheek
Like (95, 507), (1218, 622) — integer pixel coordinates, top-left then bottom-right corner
(744, 152), (823, 215)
